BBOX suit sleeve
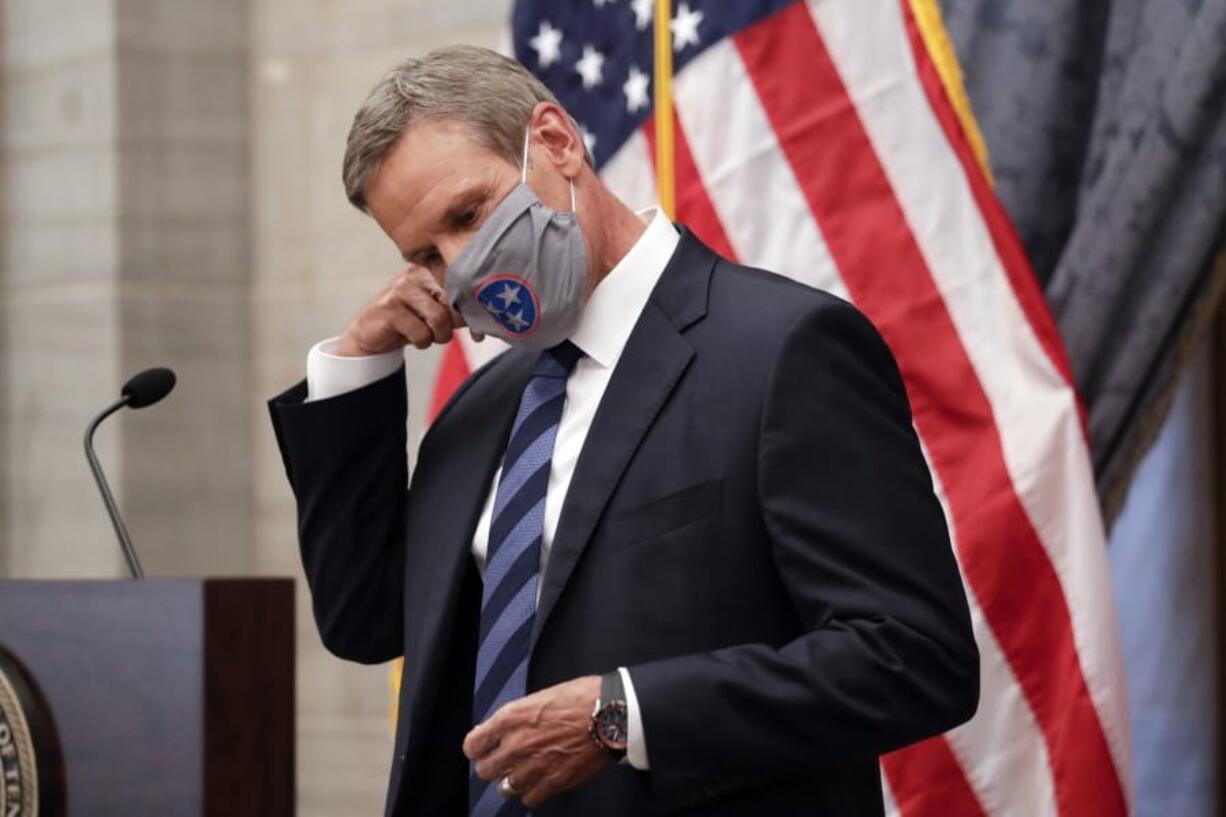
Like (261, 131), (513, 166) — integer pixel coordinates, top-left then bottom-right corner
(626, 298), (980, 808)
(268, 367), (409, 664)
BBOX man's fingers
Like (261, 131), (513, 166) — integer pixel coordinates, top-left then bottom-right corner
(403, 264), (457, 329)
(396, 263), (491, 346)
(341, 263), (458, 355)
(394, 280), (455, 344)
(385, 307), (434, 350)
(403, 263), (447, 300)
(465, 698), (533, 770)
(471, 730), (507, 779)
(474, 740), (517, 782)
(462, 722), (499, 761)
(472, 723), (529, 780)
(411, 297), (455, 345)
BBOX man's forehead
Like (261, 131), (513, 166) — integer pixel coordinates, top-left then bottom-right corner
(370, 121), (492, 202)
(366, 120), (514, 246)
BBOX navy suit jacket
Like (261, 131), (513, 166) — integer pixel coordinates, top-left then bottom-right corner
(269, 230), (979, 816)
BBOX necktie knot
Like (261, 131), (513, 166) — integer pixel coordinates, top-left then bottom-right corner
(534, 340), (584, 378)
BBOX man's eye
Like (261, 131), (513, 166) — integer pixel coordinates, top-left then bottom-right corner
(424, 250), (443, 267)
(456, 209), (478, 228)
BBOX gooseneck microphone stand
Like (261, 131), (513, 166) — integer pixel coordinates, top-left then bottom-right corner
(83, 366), (176, 579)
(84, 394), (146, 580)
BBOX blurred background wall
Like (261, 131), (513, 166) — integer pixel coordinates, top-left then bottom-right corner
(0, 0), (503, 813)
(1, 0), (252, 577)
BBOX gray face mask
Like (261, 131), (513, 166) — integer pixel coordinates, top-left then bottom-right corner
(443, 131), (589, 350)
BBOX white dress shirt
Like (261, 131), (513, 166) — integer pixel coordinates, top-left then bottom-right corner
(305, 208), (680, 770)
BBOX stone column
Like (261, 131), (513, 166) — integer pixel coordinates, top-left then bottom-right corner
(0, 0), (253, 576)
(113, 0), (253, 575)
(2, 0), (125, 577)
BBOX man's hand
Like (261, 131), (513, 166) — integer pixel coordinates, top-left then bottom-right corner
(336, 264), (483, 356)
(464, 675), (613, 809)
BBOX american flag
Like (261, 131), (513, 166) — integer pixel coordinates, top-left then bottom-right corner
(428, 1), (1133, 814)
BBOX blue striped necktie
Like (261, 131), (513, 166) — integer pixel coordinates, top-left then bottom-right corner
(470, 341), (582, 817)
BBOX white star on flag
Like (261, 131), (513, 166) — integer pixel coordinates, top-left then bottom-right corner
(623, 65), (650, 113)
(631, 0), (652, 30)
(528, 20), (563, 68)
(671, 3), (704, 51)
(593, 0), (616, 6)
(497, 283), (522, 308)
(575, 45), (606, 89)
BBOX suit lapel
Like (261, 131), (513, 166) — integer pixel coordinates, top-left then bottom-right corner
(532, 230), (716, 645)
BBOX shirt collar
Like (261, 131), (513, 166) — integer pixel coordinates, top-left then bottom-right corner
(569, 208), (680, 370)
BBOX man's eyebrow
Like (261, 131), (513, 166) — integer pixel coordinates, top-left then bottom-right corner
(442, 180), (496, 223)
(400, 181), (498, 265)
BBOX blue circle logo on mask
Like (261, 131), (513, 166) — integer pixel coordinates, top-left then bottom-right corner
(474, 276), (539, 337)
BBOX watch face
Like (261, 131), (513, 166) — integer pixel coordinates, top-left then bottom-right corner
(595, 700), (628, 751)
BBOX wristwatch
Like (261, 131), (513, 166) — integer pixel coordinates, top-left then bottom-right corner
(589, 671), (629, 759)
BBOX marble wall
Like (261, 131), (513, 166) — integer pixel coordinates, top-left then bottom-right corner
(1, 0), (251, 577)
(2, 0), (123, 578)
(115, 0), (254, 576)
(1, 0), (506, 813)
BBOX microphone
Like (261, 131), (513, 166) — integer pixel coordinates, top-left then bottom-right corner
(84, 367), (177, 579)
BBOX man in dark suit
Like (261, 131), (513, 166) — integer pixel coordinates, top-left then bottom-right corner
(269, 45), (978, 817)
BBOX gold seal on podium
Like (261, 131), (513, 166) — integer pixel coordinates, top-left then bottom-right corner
(0, 646), (63, 817)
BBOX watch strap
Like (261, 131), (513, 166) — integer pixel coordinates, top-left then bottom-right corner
(600, 670), (625, 704)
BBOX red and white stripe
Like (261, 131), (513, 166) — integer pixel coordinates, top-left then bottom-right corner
(433, 2), (1131, 813)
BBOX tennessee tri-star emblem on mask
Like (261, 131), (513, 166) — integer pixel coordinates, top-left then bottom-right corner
(474, 276), (540, 337)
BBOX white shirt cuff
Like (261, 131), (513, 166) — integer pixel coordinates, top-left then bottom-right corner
(305, 337), (404, 402)
(618, 666), (649, 770)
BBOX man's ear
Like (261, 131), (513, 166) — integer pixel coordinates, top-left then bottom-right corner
(529, 102), (586, 180)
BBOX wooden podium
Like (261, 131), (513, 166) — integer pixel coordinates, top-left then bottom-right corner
(0, 578), (294, 817)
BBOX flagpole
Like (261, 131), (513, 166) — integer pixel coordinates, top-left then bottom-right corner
(653, 0), (676, 219)
(907, 0), (993, 184)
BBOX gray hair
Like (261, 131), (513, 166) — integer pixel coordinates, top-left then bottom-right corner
(343, 45), (577, 212)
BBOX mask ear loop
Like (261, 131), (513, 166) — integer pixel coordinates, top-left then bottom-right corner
(521, 125), (531, 185)
(523, 123), (578, 214)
